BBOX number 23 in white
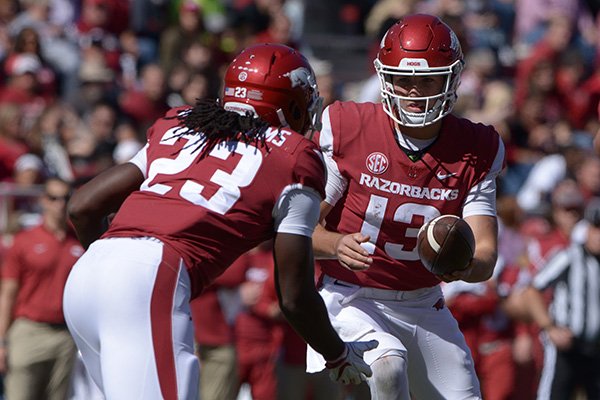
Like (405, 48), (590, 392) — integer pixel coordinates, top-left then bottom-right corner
(141, 127), (262, 215)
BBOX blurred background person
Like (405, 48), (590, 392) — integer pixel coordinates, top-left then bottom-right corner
(0, 177), (82, 400)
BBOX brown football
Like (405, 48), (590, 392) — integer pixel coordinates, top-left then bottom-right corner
(417, 215), (475, 275)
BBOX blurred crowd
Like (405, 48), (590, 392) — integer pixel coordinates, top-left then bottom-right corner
(1, 0), (600, 399)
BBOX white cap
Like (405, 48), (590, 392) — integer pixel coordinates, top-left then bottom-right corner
(9, 54), (42, 76)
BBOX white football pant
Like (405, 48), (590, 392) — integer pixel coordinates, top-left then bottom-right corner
(63, 237), (199, 400)
(306, 275), (481, 400)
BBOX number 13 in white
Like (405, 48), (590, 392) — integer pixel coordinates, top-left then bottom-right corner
(360, 194), (440, 261)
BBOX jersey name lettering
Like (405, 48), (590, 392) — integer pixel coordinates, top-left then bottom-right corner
(359, 173), (459, 200)
(264, 128), (291, 147)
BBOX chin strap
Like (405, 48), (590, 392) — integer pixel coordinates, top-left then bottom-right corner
(276, 109), (289, 128)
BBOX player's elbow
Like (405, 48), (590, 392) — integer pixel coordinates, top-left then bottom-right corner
(67, 190), (99, 223)
(67, 195), (84, 223)
(279, 294), (302, 317)
(278, 288), (315, 321)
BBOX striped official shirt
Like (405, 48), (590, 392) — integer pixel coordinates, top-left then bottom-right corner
(533, 244), (600, 346)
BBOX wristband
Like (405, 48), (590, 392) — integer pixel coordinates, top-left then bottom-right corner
(325, 345), (348, 368)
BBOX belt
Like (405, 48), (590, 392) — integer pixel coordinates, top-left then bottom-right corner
(324, 275), (437, 301)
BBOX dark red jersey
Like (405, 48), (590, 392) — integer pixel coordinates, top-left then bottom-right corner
(104, 107), (325, 298)
(1, 225), (84, 324)
(316, 101), (501, 290)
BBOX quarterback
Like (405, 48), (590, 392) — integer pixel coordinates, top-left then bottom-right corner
(62, 44), (376, 399)
(308, 14), (505, 400)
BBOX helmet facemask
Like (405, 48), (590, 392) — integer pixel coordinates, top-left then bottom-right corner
(304, 88), (324, 140)
(375, 58), (463, 127)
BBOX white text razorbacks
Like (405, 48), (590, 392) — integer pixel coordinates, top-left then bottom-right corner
(359, 173), (459, 200)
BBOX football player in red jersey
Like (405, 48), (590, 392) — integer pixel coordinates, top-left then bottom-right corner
(307, 14), (506, 400)
(62, 44), (377, 400)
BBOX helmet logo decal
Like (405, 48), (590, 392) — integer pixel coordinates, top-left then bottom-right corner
(450, 31), (460, 52)
(247, 89), (263, 100)
(238, 71), (248, 81)
(379, 30), (388, 49)
(399, 58), (429, 69)
(366, 152), (389, 175)
(284, 67), (316, 89)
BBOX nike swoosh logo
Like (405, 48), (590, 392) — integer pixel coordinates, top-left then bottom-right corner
(436, 172), (457, 180)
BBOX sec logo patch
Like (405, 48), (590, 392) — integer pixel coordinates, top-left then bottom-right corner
(366, 152), (389, 175)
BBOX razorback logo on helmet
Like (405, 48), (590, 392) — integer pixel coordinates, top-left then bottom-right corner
(284, 67), (316, 89)
(399, 58), (429, 69)
(379, 30), (388, 49)
(450, 31), (461, 52)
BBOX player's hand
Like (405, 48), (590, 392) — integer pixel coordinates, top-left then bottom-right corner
(439, 258), (473, 282)
(325, 340), (378, 385)
(334, 233), (373, 271)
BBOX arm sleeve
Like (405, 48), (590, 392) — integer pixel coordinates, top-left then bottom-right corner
(462, 139), (505, 218)
(127, 143), (148, 178)
(318, 108), (348, 206)
(273, 185), (321, 237)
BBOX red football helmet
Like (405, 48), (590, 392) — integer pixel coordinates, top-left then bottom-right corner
(374, 14), (464, 127)
(222, 43), (323, 136)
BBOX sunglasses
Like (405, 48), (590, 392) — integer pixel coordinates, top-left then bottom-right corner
(45, 193), (70, 202)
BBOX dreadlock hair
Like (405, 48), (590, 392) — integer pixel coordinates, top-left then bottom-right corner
(168, 98), (273, 156)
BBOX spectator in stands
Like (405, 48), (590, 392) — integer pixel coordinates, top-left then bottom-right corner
(574, 154), (600, 201)
(159, 0), (207, 74)
(70, 0), (121, 71)
(514, 14), (572, 113)
(253, 11), (299, 49)
(72, 56), (116, 115)
(513, 0), (596, 67)
(310, 58), (339, 109)
(8, 0), (80, 102)
(6, 27), (57, 98)
(118, 63), (169, 131)
(0, 103), (28, 183)
(0, 53), (51, 130)
(0, 177), (82, 400)
(526, 179), (586, 272)
(23, 103), (76, 183)
(77, 102), (118, 176)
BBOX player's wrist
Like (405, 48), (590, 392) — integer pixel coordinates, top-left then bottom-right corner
(325, 344), (348, 367)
